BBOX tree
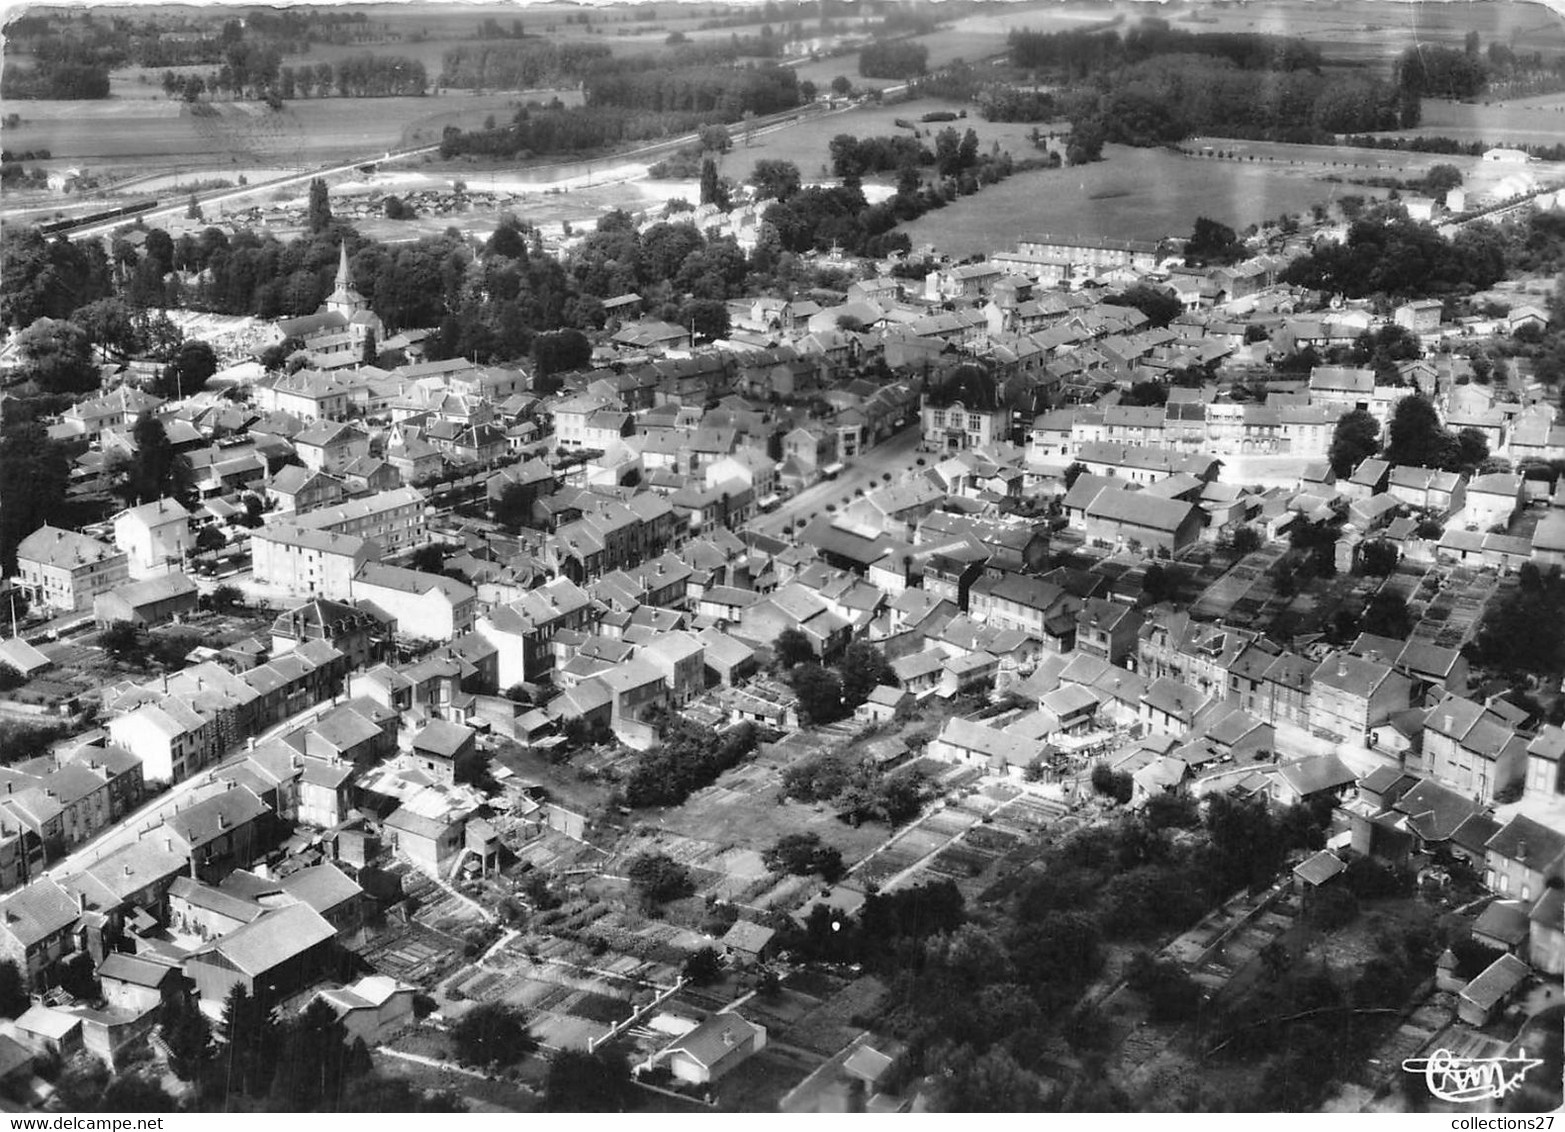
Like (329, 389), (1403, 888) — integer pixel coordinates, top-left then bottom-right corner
(698, 123), (731, 153)
(773, 628), (813, 670)
(837, 640), (894, 711)
(1064, 461), (1089, 489)
(1329, 409), (1382, 478)
(831, 75), (852, 96)
(543, 1049), (635, 1111)
(1454, 427), (1489, 472)
(1230, 526), (1262, 555)
(1105, 284), (1182, 328)
(0, 960), (27, 1018)
(383, 195), (415, 220)
(751, 159), (802, 203)
(71, 298), (138, 360)
(699, 156), (728, 209)
(626, 852), (694, 905)
(100, 621), (144, 663)
(166, 338), (218, 398)
(532, 329), (592, 385)
(790, 663), (844, 726)
(114, 413), (193, 507)
(1423, 163), (1463, 201)
(682, 946), (722, 985)
(680, 298), (730, 341)
(210, 584), (243, 611)
(1385, 393), (1453, 469)
(1186, 215), (1245, 266)
(306, 177), (332, 233)
(1065, 117), (1106, 165)
(451, 1002), (537, 1069)
(0, 423), (71, 575)
(1358, 540), (1399, 576)
(492, 481), (534, 533)
(159, 993), (213, 1082)
(16, 317), (97, 395)
(1090, 762), (1133, 804)
(764, 832), (845, 881)
(929, 1045), (1050, 1111)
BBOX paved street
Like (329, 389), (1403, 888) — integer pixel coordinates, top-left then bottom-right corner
(744, 425), (924, 541)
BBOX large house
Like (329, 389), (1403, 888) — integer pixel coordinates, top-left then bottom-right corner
(14, 527), (129, 614)
(112, 499), (192, 578)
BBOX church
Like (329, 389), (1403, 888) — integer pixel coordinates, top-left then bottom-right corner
(263, 242), (385, 369)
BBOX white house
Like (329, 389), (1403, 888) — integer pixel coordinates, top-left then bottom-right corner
(113, 499), (193, 578)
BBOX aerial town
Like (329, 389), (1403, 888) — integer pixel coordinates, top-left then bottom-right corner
(0, 0), (1564, 1116)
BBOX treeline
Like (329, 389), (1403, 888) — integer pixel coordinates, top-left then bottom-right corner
(1340, 133), (1565, 162)
(1007, 18), (1322, 78)
(582, 60), (799, 116)
(1396, 43), (1487, 99)
(1072, 60), (1404, 147)
(0, 62), (110, 99)
(308, 52), (427, 97)
(860, 39), (928, 80)
(439, 41), (612, 90)
(828, 133), (931, 176)
(620, 719), (759, 808)
(1280, 212), (1508, 299)
(977, 85), (1057, 123)
(440, 105), (718, 160)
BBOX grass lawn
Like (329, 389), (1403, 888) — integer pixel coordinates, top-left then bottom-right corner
(715, 1043), (829, 1113)
(1381, 92), (1565, 148)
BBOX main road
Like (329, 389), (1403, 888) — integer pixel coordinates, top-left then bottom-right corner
(745, 424), (925, 542)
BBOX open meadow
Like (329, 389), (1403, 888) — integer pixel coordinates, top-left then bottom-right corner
(898, 143), (1360, 257)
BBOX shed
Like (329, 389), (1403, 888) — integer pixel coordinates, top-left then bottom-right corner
(1457, 952), (1530, 1026)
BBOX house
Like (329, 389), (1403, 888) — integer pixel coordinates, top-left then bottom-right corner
(720, 920), (776, 966)
(1074, 599), (1142, 666)
(314, 975), (417, 1046)
(1525, 725), (1564, 798)
(1308, 652), (1412, 743)
(1423, 694), (1528, 804)
(1484, 816), (1565, 904)
(856, 685), (912, 724)
(250, 525), (376, 603)
(408, 721), (476, 785)
(1271, 752), (1357, 807)
(1470, 900), (1532, 956)
(1082, 487), (1205, 554)
(1456, 952), (1530, 1027)
(641, 1010), (767, 1086)
(1529, 888), (1564, 976)
(267, 466), (345, 515)
(270, 598), (393, 672)
(1394, 300), (1444, 335)
(160, 785), (271, 882)
(352, 563), (476, 642)
(112, 499), (193, 578)
(98, 953), (184, 1014)
(1292, 849), (1347, 912)
(292, 421), (370, 475)
(93, 572), (199, 628)
(15, 526), (129, 613)
(0, 879), (80, 990)
(183, 901), (338, 1012)
(1461, 473), (1523, 532)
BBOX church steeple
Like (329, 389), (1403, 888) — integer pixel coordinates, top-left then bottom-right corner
(324, 240), (363, 319)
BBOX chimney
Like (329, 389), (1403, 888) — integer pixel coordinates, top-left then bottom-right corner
(77, 892), (87, 913)
(1337, 658), (1347, 678)
(217, 814), (228, 830)
(123, 865), (132, 877)
(247, 737), (256, 751)
(1444, 714), (1453, 732)
(165, 837), (174, 852)
(1518, 838), (1528, 863)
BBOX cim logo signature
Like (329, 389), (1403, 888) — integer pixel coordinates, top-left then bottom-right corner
(1401, 1049), (1543, 1104)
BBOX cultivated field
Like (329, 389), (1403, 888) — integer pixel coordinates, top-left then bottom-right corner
(1382, 92), (1565, 148)
(898, 144), (1353, 257)
(2, 91), (532, 174)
